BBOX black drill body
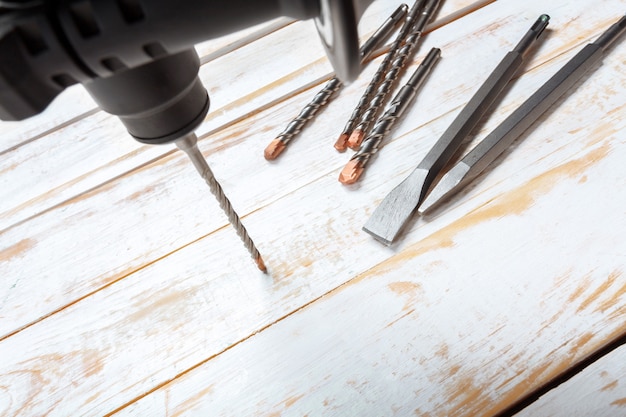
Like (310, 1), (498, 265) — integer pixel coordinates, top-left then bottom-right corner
(0, 0), (370, 143)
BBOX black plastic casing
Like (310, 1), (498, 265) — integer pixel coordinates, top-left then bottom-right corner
(56, 0), (321, 79)
(0, 7), (90, 121)
(0, 0), (321, 143)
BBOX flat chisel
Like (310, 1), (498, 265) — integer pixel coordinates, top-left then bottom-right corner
(363, 15), (550, 245)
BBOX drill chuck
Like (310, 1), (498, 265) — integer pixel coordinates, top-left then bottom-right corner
(83, 49), (209, 144)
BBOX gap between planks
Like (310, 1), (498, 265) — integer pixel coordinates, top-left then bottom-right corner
(0, 108), (100, 158)
(0, 219), (231, 343)
(501, 331), (626, 417)
(199, 18), (295, 65)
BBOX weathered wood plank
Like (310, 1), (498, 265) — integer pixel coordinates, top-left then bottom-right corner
(0, 0), (624, 415)
(116, 61), (626, 415)
(514, 343), (626, 417)
(0, 0), (488, 338)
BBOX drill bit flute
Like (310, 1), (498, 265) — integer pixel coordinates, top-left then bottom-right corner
(347, 0), (442, 149)
(339, 47), (440, 184)
(176, 134), (267, 272)
(264, 3), (409, 160)
(334, 0), (428, 151)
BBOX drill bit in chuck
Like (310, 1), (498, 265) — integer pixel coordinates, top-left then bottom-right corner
(176, 133), (267, 272)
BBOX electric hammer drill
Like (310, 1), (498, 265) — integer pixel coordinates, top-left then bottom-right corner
(0, 0), (375, 143)
(0, 0), (382, 270)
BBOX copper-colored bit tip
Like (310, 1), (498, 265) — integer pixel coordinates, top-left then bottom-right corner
(347, 129), (365, 150)
(334, 133), (350, 152)
(338, 159), (364, 185)
(255, 255), (268, 273)
(264, 139), (286, 160)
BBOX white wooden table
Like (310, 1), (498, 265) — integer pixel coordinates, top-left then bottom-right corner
(1, 0), (625, 415)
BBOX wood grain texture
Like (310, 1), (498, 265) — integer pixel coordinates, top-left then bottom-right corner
(514, 343), (626, 417)
(116, 1), (626, 416)
(0, 0), (624, 416)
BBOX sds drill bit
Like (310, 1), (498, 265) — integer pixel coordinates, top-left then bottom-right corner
(339, 47), (440, 184)
(347, 0), (441, 150)
(363, 15), (550, 245)
(176, 133), (267, 272)
(334, 0), (427, 152)
(264, 3), (409, 160)
(419, 14), (626, 214)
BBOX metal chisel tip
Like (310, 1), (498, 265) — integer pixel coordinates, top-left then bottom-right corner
(418, 162), (471, 214)
(347, 129), (366, 149)
(363, 168), (429, 245)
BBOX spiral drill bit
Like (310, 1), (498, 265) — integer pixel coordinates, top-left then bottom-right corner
(333, 0), (427, 152)
(347, 0), (441, 150)
(263, 4), (409, 160)
(176, 133), (267, 272)
(339, 47), (440, 184)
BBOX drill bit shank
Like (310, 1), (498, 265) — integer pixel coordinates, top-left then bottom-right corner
(176, 133), (267, 272)
(363, 15), (550, 245)
(419, 14), (626, 213)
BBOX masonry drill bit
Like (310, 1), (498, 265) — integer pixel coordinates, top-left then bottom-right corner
(263, 4), (409, 160)
(339, 47), (440, 184)
(347, 0), (441, 150)
(176, 133), (267, 272)
(363, 15), (550, 245)
(334, 0), (427, 152)
(419, 14), (626, 214)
